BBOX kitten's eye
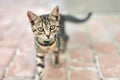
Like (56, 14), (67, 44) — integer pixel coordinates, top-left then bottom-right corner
(50, 25), (55, 30)
(38, 27), (44, 32)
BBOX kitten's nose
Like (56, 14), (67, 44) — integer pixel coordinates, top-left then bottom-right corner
(46, 35), (50, 39)
(45, 31), (50, 39)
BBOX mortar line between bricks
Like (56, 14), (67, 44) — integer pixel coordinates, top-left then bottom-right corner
(67, 69), (71, 80)
(103, 21), (120, 55)
(85, 24), (104, 80)
(66, 49), (71, 80)
(95, 55), (104, 80)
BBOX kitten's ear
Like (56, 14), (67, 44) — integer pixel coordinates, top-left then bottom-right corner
(50, 6), (60, 21)
(27, 11), (39, 23)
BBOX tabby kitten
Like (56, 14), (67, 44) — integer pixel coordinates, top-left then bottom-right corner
(27, 6), (92, 80)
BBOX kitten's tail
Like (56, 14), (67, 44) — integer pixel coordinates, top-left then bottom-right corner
(61, 12), (92, 23)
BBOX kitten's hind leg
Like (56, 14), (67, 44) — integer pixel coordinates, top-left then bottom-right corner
(53, 52), (60, 67)
(60, 35), (69, 53)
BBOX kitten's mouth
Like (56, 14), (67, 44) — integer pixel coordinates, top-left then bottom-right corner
(36, 37), (56, 46)
(44, 40), (50, 44)
(44, 39), (51, 44)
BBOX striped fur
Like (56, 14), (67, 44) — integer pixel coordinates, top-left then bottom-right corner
(27, 6), (92, 80)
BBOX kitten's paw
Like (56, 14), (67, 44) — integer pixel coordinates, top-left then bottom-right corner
(35, 74), (38, 80)
(53, 63), (61, 68)
(35, 74), (43, 80)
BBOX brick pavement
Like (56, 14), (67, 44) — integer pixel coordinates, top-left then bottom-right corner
(0, 0), (120, 80)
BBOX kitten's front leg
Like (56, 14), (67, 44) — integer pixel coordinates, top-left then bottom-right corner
(35, 53), (45, 80)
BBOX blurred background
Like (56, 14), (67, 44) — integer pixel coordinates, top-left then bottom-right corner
(0, 0), (120, 80)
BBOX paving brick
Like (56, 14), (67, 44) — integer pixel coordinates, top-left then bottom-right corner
(0, 68), (4, 80)
(115, 33), (120, 44)
(109, 25), (120, 34)
(0, 27), (5, 39)
(14, 51), (36, 63)
(5, 53), (36, 78)
(104, 15), (120, 26)
(0, 39), (19, 47)
(8, 27), (36, 79)
(104, 16), (120, 40)
(66, 23), (89, 47)
(69, 61), (95, 69)
(105, 24), (120, 35)
(0, 24), (25, 47)
(0, 48), (15, 67)
(98, 54), (120, 78)
(69, 47), (94, 62)
(93, 41), (117, 54)
(18, 33), (35, 53)
(44, 54), (67, 80)
(70, 70), (99, 80)
(0, 15), (15, 27)
(87, 19), (110, 41)
(69, 32), (89, 48)
(104, 78), (120, 80)
(66, 22), (86, 34)
(4, 78), (33, 80)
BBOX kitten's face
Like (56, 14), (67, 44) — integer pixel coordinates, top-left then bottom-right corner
(27, 6), (60, 42)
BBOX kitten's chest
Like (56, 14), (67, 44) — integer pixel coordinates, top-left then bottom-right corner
(36, 39), (59, 53)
